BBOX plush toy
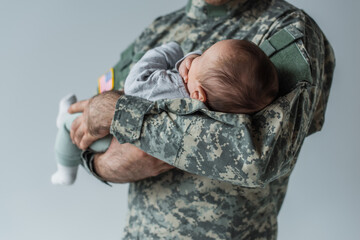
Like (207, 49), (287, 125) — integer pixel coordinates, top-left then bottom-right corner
(51, 94), (111, 185)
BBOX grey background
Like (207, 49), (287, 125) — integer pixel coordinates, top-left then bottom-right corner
(0, 0), (358, 239)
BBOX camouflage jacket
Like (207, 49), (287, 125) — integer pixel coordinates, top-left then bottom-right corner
(98, 0), (335, 239)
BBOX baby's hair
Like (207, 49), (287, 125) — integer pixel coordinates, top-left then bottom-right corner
(199, 39), (278, 114)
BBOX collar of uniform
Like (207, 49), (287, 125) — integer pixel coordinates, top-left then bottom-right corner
(186, 0), (249, 20)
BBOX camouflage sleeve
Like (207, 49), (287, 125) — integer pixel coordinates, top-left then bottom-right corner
(264, 10), (336, 136)
(110, 11), (335, 187)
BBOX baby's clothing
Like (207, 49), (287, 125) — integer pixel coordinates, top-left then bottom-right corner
(53, 42), (197, 185)
(125, 41), (190, 100)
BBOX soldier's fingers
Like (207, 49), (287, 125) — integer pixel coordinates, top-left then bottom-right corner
(73, 125), (85, 148)
(78, 132), (97, 150)
(68, 99), (89, 114)
(70, 116), (82, 143)
(71, 116), (86, 147)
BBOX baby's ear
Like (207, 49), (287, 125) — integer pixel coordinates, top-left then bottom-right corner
(197, 86), (207, 103)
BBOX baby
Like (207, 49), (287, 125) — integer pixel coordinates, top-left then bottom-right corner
(51, 40), (278, 185)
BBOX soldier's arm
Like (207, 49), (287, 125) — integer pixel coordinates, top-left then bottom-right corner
(109, 13), (334, 187)
(92, 140), (174, 183)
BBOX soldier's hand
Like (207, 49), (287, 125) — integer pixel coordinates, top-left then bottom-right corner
(67, 99), (92, 150)
(178, 54), (200, 83)
(68, 91), (122, 150)
(93, 138), (174, 183)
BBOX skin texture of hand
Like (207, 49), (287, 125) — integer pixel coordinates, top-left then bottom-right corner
(68, 90), (174, 182)
(204, 0), (230, 5)
(178, 54), (200, 83)
(68, 90), (122, 150)
(93, 138), (175, 183)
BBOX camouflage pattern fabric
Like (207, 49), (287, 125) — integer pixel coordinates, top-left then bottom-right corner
(95, 0), (335, 239)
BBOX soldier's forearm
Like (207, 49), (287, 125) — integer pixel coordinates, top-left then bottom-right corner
(93, 153), (125, 183)
(93, 140), (174, 183)
(110, 95), (304, 187)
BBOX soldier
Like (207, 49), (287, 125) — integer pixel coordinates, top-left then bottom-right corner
(69, 0), (335, 239)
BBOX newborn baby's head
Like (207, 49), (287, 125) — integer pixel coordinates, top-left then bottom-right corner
(186, 39), (278, 113)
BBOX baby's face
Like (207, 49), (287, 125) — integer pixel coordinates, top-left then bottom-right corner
(186, 40), (232, 97)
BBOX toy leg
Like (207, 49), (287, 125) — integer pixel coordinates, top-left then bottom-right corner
(51, 94), (112, 185)
(52, 94), (80, 185)
(52, 113), (82, 185)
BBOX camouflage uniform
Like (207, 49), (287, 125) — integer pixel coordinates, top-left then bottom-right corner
(84, 0), (335, 239)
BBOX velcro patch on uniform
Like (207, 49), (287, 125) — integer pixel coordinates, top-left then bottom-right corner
(98, 68), (114, 93)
